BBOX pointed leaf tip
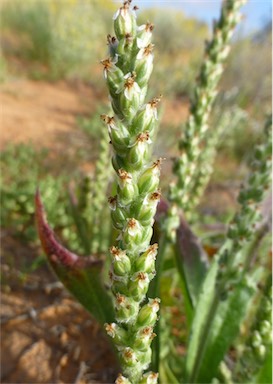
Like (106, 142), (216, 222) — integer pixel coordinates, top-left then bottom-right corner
(35, 189), (79, 267)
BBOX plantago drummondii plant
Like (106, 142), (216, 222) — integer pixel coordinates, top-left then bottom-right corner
(36, 1), (272, 383)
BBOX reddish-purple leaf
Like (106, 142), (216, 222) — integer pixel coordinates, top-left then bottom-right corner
(35, 188), (80, 267)
(35, 189), (114, 324)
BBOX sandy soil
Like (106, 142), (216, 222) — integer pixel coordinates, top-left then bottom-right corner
(0, 79), (99, 150)
(1, 232), (118, 384)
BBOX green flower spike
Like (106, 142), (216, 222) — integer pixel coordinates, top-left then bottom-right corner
(102, 1), (161, 382)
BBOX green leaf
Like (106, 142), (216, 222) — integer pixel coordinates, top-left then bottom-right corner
(195, 279), (255, 382)
(184, 259), (218, 382)
(185, 256), (255, 383)
(175, 214), (209, 308)
(35, 189), (114, 325)
(67, 184), (91, 254)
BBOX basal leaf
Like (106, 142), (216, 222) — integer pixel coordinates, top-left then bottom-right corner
(195, 278), (255, 383)
(35, 189), (114, 325)
(175, 214), (209, 307)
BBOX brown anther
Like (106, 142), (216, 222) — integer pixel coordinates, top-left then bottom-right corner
(125, 33), (133, 43)
(107, 34), (117, 46)
(125, 72), (136, 89)
(118, 169), (132, 181)
(101, 58), (113, 72)
(145, 22), (154, 32)
(100, 114), (114, 125)
(110, 246), (119, 256)
(105, 323), (115, 333)
(150, 191), (161, 201)
(148, 243), (158, 254)
(109, 271), (113, 280)
(137, 272), (146, 281)
(122, 1), (131, 11)
(143, 43), (154, 56)
(152, 158), (164, 169)
(133, 5), (139, 11)
(137, 132), (150, 142)
(108, 195), (117, 206)
(149, 95), (162, 108)
(124, 349), (133, 359)
(116, 374), (125, 384)
(141, 326), (152, 335)
(128, 218), (137, 228)
(116, 293), (126, 305)
(150, 298), (160, 310)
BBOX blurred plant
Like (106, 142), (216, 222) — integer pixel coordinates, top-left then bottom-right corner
(233, 274), (272, 383)
(0, 0), (114, 78)
(0, 144), (66, 242)
(68, 114), (113, 255)
(138, 8), (209, 97)
(223, 27), (272, 112)
(35, 1), (272, 383)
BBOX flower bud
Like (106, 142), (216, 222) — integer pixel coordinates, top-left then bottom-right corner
(254, 344), (266, 360)
(137, 347), (152, 370)
(139, 371), (159, 384)
(137, 298), (160, 326)
(135, 244), (158, 273)
(115, 373), (132, 384)
(133, 326), (156, 351)
(127, 132), (152, 168)
(113, 2), (137, 40)
(130, 97), (161, 136)
(105, 322), (128, 346)
(117, 33), (135, 69)
(109, 196), (127, 229)
(110, 275), (128, 296)
(259, 320), (272, 342)
(123, 218), (143, 246)
(119, 73), (141, 120)
(135, 44), (154, 87)
(132, 191), (161, 226)
(115, 293), (139, 323)
(117, 169), (137, 206)
(123, 220), (153, 252)
(110, 246), (131, 276)
(101, 115), (130, 152)
(252, 330), (262, 348)
(129, 272), (150, 301)
(138, 159), (162, 194)
(112, 155), (126, 173)
(120, 347), (138, 367)
(101, 57), (124, 97)
(137, 23), (154, 48)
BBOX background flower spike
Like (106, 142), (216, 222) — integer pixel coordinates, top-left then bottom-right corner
(35, 188), (115, 325)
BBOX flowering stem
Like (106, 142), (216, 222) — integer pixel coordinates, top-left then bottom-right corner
(101, 2), (161, 382)
(170, 0), (247, 214)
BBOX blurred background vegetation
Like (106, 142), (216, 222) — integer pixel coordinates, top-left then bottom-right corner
(0, 0), (271, 267)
